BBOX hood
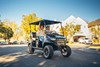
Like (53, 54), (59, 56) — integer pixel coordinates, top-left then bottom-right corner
(47, 34), (65, 39)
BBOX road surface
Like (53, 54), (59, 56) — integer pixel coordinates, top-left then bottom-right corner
(0, 45), (100, 67)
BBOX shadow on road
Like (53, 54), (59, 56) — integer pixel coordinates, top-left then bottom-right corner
(0, 45), (100, 67)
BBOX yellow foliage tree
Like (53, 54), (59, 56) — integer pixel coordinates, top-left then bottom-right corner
(60, 23), (80, 42)
(21, 13), (42, 41)
(90, 27), (100, 43)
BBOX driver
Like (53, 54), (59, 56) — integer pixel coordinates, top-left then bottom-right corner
(45, 25), (51, 34)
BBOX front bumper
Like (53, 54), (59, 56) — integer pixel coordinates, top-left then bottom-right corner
(56, 38), (66, 46)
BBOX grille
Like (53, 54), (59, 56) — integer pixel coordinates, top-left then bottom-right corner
(56, 39), (66, 45)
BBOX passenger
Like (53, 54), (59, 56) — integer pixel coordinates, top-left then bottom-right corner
(37, 24), (45, 45)
(37, 25), (45, 36)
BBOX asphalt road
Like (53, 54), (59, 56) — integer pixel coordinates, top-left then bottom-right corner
(0, 45), (100, 67)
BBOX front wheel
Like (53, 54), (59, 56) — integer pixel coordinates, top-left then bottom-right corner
(61, 45), (71, 57)
(43, 45), (54, 59)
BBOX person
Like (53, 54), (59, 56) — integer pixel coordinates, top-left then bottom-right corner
(45, 25), (51, 34)
(37, 25), (45, 36)
(36, 24), (45, 45)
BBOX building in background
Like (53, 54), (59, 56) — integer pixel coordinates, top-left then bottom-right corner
(63, 15), (90, 42)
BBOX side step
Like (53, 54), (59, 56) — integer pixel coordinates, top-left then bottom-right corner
(32, 47), (43, 50)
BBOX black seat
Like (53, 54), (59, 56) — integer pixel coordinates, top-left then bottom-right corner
(31, 32), (36, 38)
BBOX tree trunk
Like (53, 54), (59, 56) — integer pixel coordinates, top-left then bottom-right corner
(8, 39), (10, 45)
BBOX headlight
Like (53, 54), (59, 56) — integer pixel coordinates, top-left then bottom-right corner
(47, 36), (56, 41)
(50, 38), (56, 41)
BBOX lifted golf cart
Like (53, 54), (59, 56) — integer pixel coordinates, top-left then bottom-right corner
(28, 19), (71, 59)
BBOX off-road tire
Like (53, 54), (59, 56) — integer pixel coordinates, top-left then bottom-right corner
(61, 45), (71, 57)
(43, 45), (54, 59)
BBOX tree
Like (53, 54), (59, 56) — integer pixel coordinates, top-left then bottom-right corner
(0, 22), (5, 38)
(21, 13), (42, 41)
(3, 19), (19, 41)
(60, 23), (80, 42)
(0, 22), (14, 42)
(90, 26), (100, 43)
(3, 27), (14, 42)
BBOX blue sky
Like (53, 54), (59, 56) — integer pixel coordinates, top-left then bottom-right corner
(0, 0), (100, 25)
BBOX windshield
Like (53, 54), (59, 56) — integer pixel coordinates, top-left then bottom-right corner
(30, 23), (63, 35)
(47, 23), (62, 35)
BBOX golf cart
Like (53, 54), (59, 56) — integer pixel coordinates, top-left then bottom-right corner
(28, 19), (71, 59)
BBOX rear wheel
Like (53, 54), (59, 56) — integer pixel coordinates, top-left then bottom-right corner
(28, 43), (34, 54)
(61, 45), (71, 57)
(43, 45), (54, 59)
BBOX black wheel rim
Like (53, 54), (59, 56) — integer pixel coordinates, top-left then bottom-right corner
(62, 47), (67, 55)
(44, 48), (49, 56)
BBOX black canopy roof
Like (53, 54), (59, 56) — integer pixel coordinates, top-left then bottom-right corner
(29, 19), (61, 25)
